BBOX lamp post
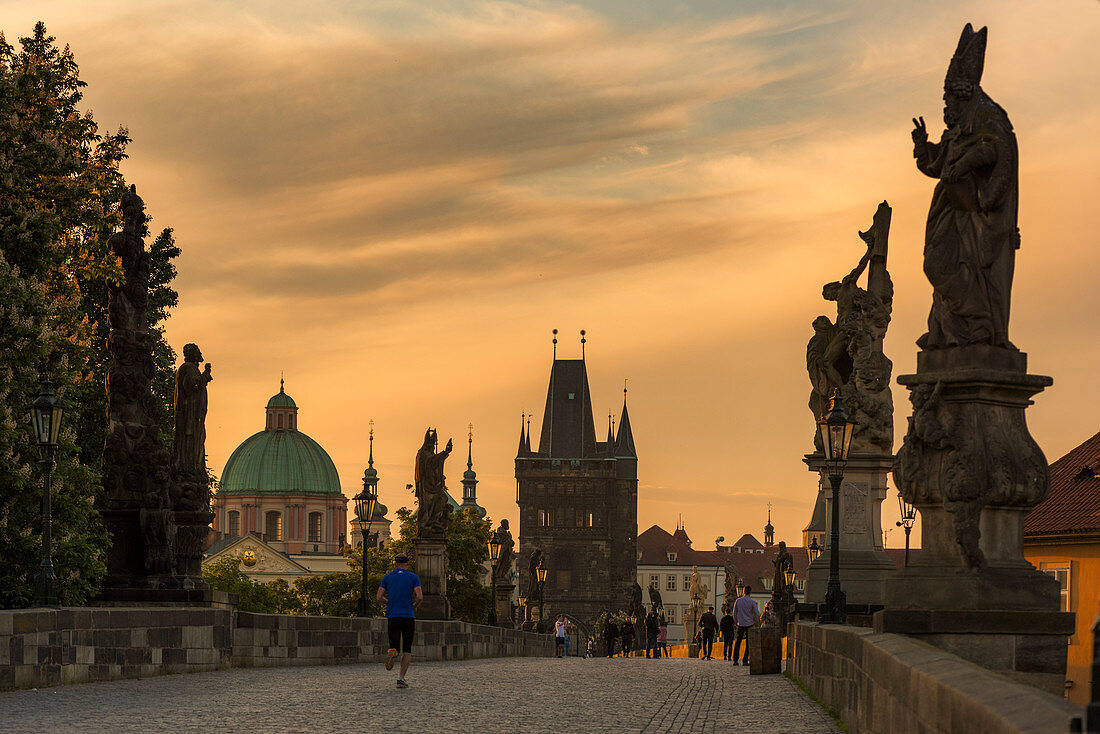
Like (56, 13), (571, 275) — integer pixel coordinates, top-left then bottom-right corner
(30, 377), (65, 608)
(817, 388), (856, 624)
(784, 566), (798, 625)
(353, 481), (378, 617)
(808, 537), (821, 564)
(535, 559), (548, 633)
(487, 529), (502, 626)
(896, 492), (917, 568)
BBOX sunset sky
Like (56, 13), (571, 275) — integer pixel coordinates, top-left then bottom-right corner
(6, 0), (1099, 550)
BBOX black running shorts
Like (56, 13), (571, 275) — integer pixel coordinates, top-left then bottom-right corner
(388, 617), (415, 654)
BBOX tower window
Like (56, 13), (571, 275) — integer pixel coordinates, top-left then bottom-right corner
(308, 512), (323, 543)
(538, 509), (552, 527)
(265, 511), (283, 541)
(277, 414), (284, 429)
(227, 511), (240, 538)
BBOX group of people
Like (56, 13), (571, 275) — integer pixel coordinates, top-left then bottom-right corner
(601, 608), (669, 658)
(693, 585), (760, 664)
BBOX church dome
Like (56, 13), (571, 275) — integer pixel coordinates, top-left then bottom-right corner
(219, 385), (341, 496)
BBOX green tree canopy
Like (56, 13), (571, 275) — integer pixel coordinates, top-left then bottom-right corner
(0, 22), (180, 607)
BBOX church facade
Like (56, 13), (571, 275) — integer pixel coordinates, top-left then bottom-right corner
(515, 340), (638, 636)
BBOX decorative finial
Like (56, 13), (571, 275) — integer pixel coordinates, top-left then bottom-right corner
(280, 373), (285, 393)
(552, 328), (558, 359)
(624, 378), (628, 400)
(467, 422), (474, 469)
(368, 420), (375, 467)
(581, 329), (586, 359)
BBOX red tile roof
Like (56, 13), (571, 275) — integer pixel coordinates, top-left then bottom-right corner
(733, 533), (763, 550)
(1025, 429), (1100, 538)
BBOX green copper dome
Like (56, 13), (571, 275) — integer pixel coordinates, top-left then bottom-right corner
(219, 385), (341, 496)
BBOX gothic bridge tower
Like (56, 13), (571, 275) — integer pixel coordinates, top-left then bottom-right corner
(516, 331), (638, 635)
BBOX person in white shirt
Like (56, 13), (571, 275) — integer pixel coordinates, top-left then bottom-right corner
(554, 615), (566, 658)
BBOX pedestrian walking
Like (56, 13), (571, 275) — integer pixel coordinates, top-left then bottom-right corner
(564, 623), (572, 657)
(603, 617), (619, 657)
(656, 616), (668, 658)
(720, 607), (736, 661)
(644, 609), (659, 658)
(698, 606), (719, 660)
(620, 617), (636, 657)
(376, 553), (422, 688)
(731, 586), (760, 666)
(586, 637), (595, 658)
(555, 615), (566, 657)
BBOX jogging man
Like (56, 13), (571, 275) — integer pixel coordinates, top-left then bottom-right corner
(377, 553), (422, 688)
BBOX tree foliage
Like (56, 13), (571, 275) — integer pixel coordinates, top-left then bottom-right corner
(0, 23), (180, 608)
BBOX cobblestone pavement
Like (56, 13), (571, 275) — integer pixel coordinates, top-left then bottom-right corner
(0, 657), (839, 733)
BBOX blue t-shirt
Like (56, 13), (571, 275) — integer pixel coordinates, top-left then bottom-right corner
(380, 568), (421, 618)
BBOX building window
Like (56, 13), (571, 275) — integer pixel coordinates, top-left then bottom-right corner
(265, 511), (283, 541)
(308, 512), (323, 543)
(277, 414), (284, 428)
(683, 575), (690, 590)
(1040, 563), (1071, 612)
(650, 574), (659, 588)
(538, 509), (552, 527)
(666, 607), (676, 623)
(227, 511), (240, 537)
(762, 578), (774, 591)
(796, 579), (805, 591)
(666, 575), (676, 591)
(667, 552), (677, 562)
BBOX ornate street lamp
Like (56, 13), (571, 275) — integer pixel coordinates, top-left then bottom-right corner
(808, 537), (821, 564)
(817, 388), (856, 624)
(353, 480), (378, 617)
(735, 581), (745, 599)
(487, 530), (502, 626)
(535, 559), (548, 633)
(30, 377), (65, 608)
(896, 491), (917, 568)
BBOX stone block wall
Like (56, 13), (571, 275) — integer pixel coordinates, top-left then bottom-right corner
(0, 607), (554, 691)
(788, 621), (1082, 734)
(232, 613), (553, 667)
(0, 608), (232, 689)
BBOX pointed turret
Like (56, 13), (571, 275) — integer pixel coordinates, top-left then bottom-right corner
(614, 382), (636, 458)
(764, 503), (775, 547)
(517, 412), (528, 457)
(525, 415), (532, 453)
(461, 424), (486, 518)
(606, 413), (615, 445)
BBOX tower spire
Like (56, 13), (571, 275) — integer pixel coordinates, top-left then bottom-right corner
(368, 419), (375, 468)
(614, 379), (636, 457)
(525, 414), (532, 452)
(517, 412), (527, 455)
(764, 502), (775, 547)
(461, 422), (485, 517)
(467, 423), (474, 470)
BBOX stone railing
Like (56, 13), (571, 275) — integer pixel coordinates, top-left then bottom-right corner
(0, 606), (554, 691)
(788, 621), (1082, 734)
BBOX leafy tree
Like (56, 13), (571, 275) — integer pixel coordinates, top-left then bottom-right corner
(201, 556), (280, 613)
(293, 572), (360, 617)
(264, 578), (302, 615)
(0, 22), (180, 607)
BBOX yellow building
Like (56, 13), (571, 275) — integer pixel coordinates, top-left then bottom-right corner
(1024, 428), (1100, 705)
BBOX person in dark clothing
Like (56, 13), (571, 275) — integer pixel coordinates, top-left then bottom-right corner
(620, 618), (636, 657)
(698, 606), (719, 660)
(720, 607), (737, 661)
(603, 618), (619, 657)
(644, 609), (660, 658)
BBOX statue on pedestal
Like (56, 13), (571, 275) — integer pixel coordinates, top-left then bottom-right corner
(911, 23), (1018, 351)
(492, 519), (514, 584)
(414, 428), (453, 539)
(647, 582), (663, 612)
(807, 202), (894, 454)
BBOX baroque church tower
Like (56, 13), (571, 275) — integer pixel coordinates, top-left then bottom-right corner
(515, 331), (638, 635)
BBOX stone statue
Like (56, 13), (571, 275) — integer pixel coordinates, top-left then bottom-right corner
(628, 580), (645, 619)
(492, 519), (515, 584)
(773, 541), (793, 595)
(413, 428), (453, 539)
(527, 548), (543, 598)
(647, 582), (663, 611)
(172, 344), (212, 476)
(911, 24), (1019, 351)
(807, 202), (894, 454)
(723, 561), (739, 610)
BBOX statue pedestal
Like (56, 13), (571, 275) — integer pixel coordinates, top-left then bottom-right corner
(803, 454), (896, 606)
(881, 346), (1069, 694)
(494, 582), (515, 629)
(414, 537), (450, 619)
(749, 626), (782, 674)
(174, 509), (214, 589)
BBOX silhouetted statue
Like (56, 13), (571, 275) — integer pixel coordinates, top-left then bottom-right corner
(492, 519), (515, 583)
(414, 428), (453, 539)
(648, 582), (663, 611)
(912, 23), (1018, 350)
(172, 343), (213, 475)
